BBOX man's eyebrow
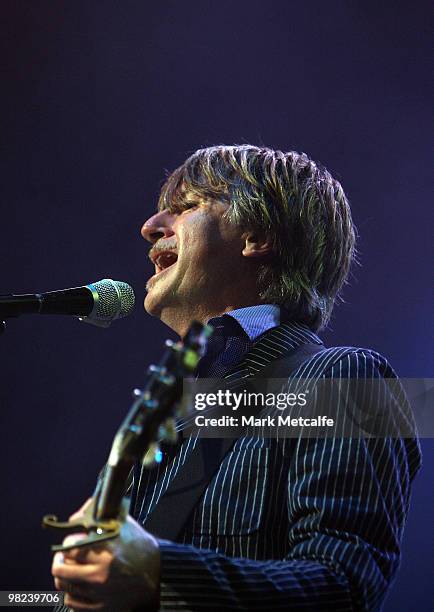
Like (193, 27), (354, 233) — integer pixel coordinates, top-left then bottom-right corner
(165, 195), (201, 211)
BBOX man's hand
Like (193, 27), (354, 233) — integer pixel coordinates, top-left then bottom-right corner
(51, 499), (160, 611)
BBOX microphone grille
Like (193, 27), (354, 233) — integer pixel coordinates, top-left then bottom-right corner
(86, 279), (135, 326)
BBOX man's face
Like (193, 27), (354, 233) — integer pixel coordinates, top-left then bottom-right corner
(141, 196), (249, 330)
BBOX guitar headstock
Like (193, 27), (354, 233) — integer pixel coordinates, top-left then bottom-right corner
(43, 320), (213, 547)
(132, 320), (214, 465)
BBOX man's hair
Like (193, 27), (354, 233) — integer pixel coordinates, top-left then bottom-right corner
(158, 145), (356, 330)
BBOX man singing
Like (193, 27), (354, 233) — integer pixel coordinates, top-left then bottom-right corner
(52, 145), (421, 611)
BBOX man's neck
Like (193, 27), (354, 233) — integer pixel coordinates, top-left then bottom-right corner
(160, 301), (269, 338)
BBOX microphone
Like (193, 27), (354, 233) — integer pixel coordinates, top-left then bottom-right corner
(0, 279), (135, 328)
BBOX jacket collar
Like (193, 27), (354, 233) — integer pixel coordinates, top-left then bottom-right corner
(223, 320), (323, 380)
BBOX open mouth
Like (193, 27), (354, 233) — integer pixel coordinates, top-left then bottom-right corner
(153, 250), (178, 275)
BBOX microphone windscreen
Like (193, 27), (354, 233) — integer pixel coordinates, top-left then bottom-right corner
(84, 279), (135, 327)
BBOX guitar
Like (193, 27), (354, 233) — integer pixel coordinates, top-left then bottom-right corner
(43, 321), (212, 552)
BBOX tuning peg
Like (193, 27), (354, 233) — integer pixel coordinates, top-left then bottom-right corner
(175, 394), (191, 418)
(148, 364), (165, 374)
(142, 442), (163, 467)
(132, 388), (142, 397)
(158, 418), (178, 444)
(147, 364), (176, 386)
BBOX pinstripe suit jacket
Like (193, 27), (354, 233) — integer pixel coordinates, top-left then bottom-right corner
(129, 321), (421, 612)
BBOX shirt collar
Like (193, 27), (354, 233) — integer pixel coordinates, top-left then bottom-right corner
(224, 304), (281, 341)
(201, 305), (321, 379)
(207, 304), (281, 342)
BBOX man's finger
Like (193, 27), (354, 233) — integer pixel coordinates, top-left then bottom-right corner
(64, 547), (113, 566)
(63, 597), (103, 611)
(60, 532), (110, 561)
(54, 578), (91, 598)
(63, 591), (104, 611)
(54, 577), (103, 610)
(68, 497), (94, 521)
(52, 556), (102, 581)
(62, 533), (88, 548)
(57, 533), (93, 563)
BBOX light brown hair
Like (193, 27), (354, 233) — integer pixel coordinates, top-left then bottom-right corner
(158, 145), (356, 330)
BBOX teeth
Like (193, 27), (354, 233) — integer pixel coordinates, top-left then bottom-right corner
(156, 252), (178, 270)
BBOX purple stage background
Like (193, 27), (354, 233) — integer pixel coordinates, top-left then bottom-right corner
(1, 2), (432, 609)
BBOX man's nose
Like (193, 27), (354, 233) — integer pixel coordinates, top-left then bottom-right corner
(141, 210), (175, 244)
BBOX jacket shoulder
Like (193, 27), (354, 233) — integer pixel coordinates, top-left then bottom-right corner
(286, 345), (396, 380)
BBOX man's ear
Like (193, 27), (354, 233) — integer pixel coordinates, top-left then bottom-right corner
(242, 231), (273, 258)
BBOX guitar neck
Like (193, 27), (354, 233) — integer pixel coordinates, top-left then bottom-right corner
(94, 461), (131, 521)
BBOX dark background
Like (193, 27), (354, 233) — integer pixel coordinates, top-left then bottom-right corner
(1, 1), (432, 609)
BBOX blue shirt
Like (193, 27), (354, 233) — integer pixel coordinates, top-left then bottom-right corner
(196, 305), (282, 378)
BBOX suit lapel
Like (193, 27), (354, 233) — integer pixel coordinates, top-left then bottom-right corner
(133, 322), (323, 531)
(224, 320), (323, 377)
